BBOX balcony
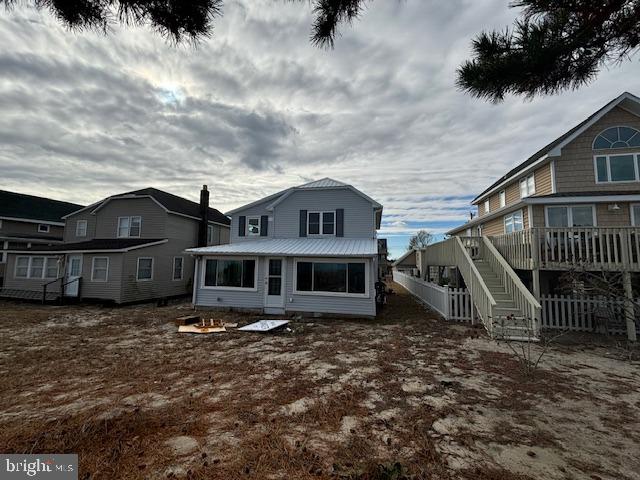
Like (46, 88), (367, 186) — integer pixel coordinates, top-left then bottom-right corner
(491, 227), (640, 272)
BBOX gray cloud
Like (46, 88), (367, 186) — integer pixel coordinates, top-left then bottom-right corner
(1, 0), (640, 252)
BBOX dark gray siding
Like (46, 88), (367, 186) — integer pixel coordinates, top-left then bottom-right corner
(64, 210), (97, 242)
(94, 197), (167, 239)
(273, 189), (375, 239)
(1, 219), (64, 241)
(3, 254), (64, 292)
(81, 253), (124, 302)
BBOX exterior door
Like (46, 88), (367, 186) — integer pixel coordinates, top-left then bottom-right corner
(65, 254), (82, 296)
(264, 257), (285, 311)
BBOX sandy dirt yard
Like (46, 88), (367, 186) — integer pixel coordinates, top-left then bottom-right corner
(0, 283), (639, 480)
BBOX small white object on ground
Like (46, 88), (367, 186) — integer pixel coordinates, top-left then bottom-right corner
(238, 320), (290, 332)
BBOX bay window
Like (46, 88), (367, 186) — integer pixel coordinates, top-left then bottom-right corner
(546, 205), (595, 227)
(202, 258), (256, 289)
(504, 210), (524, 234)
(295, 260), (367, 296)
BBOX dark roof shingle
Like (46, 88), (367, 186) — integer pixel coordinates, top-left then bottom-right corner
(0, 190), (83, 223)
(11, 238), (165, 252)
(124, 188), (230, 225)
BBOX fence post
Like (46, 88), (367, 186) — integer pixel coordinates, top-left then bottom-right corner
(443, 285), (450, 320)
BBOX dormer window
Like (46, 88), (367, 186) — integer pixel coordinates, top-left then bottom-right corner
(117, 216), (141, 238)
(247, 217), (260, 236)
(308, 211), (335, 235)
(519, 174), (535, 198)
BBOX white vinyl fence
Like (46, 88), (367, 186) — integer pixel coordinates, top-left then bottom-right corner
(394, 270), (639, 335)
(393, 270), (473, 323)
(541, 294), (640, 335)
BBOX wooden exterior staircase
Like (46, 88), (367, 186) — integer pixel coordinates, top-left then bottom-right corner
(420, 236), (541, 340)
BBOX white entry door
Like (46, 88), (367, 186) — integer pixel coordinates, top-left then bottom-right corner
(65, 254), (82, 296)
(264, 257), (285, 313)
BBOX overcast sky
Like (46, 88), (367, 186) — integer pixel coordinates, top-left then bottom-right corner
(1, 1), (639, 258)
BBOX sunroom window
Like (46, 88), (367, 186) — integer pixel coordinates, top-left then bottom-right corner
(203, 259), (255, 289)
(296, 261), (366, 295)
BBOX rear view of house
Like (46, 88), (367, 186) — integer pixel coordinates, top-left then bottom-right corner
(187, 178), (383, 317)
(2, 187), (230, 304)
(0, 190), (83, 288)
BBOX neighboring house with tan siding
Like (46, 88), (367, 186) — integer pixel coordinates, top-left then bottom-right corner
(410, 92), (640, 341)
(0, 190), (83, 288)
(1, 186), (230, 304)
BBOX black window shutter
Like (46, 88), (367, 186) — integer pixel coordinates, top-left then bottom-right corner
(238, 216), (246, 237)
(299, 210), (307, 237)
(336, 209), (344, 237)
(260, 215), (268, 236)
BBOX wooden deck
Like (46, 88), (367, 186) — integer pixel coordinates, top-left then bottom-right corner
(490, 227), (640, 271)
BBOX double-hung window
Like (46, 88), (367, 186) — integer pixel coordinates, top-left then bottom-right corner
(295, 261), (367, 296)
(76, 220), (87, 237)
(91, 257), (109, 282)
(504, 210), (524, 234)
(15, 256), (58, 279)
(499, 190), (506, 208)
(308, 211), (335, 235)
(202, 258), (256, 289)
(173, 257), (184, 281)
(484, 200), (490, 214)
(118, 216), (141, 238)
(519, 174), (535, 198)
(136, 257), (153, 281)
(247, 217), (260, 236)
(594, 154), (640, 183)
(546, 205), (595, 227)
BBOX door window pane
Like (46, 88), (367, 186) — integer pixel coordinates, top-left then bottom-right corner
(547, 207), (569, 227)
(313, 263), (347, 292)
(571, 206), (594, 227)
(268, 277), (282, 296)
(269, 259), (281, 276)
(609, 155), (636, 181)
(69, 258), (81, 276)
(296, 262), (313, 291)
(137, 258), (153, 280)
(348, 263), (366, 294)
(308, 213), (320, 235)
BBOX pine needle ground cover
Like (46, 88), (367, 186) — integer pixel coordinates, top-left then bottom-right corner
(0, 285), (638, 479)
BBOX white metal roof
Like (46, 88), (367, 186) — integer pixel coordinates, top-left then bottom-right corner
(297, 177), (348, 189)
(186, 238), (378, 257)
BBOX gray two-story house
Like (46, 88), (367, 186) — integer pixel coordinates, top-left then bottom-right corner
(187, 178), (383, 317)
(0, 190), (83, 287)
(2, 187), (230, 304)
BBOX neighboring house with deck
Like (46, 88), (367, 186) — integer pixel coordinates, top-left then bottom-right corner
(406, 92), (640, 340)
(0, 190), (83, 288)
(1, 186), (230, 304)
(187, 178), (383, 317)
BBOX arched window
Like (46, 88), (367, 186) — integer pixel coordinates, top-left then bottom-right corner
(593, 126), (640, 149)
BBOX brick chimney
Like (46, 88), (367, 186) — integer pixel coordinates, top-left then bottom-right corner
(198, 185), (209, 247)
